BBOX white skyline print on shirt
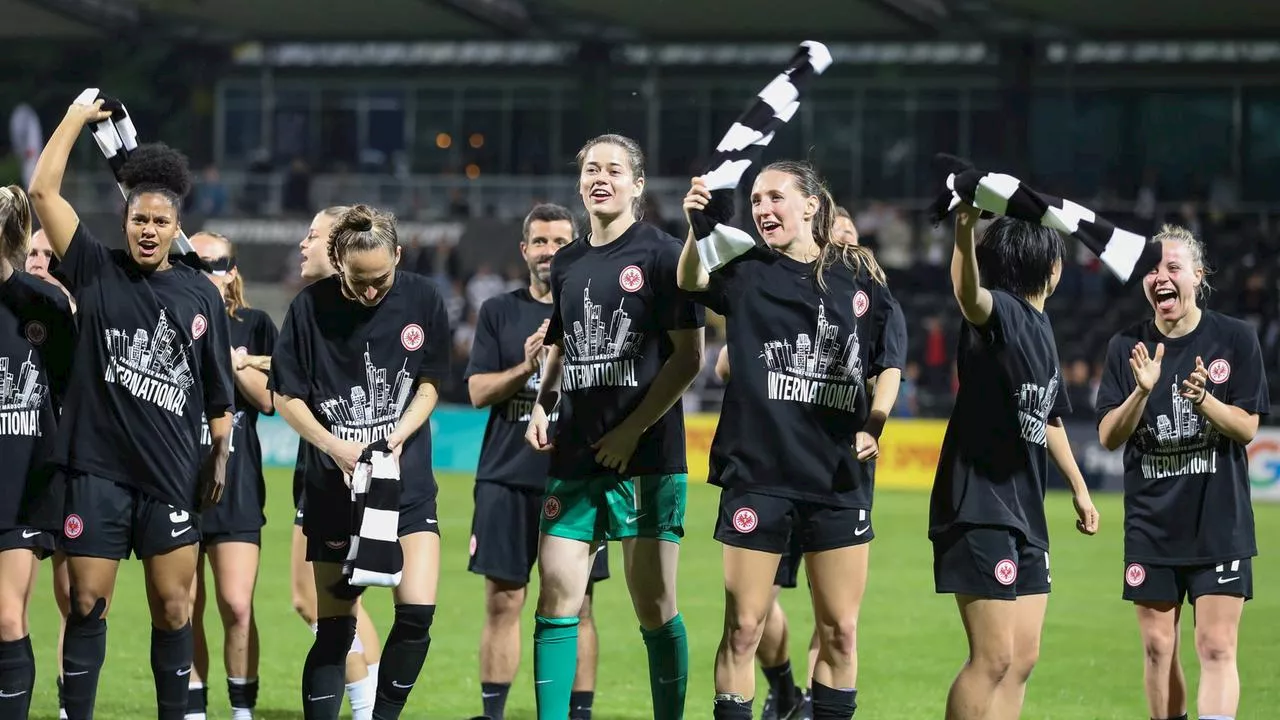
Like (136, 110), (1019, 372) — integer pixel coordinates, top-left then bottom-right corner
(103, 311), (195, 416)
(317, 345), (414, 444)
(761, 300), (863, 412)
(560, 281), (642, 391)
(0, 352), (47, 437)
(1135, 376), (1220, 480)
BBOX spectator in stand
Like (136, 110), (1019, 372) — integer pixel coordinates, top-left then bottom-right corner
(1065, 358), (1095, 420)
(466, 263), (506, 316)
(921, 315), (951, 393)
(195, 166), (228, 218)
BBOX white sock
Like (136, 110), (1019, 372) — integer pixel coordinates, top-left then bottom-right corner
(367, 662), (380, 689)
(60, 711), (69, 720)
(346, 674), (376, 720)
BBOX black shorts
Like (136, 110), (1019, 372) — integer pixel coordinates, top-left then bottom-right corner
(0, 527), (57, 560)
(468, 482), (610, 586)
(294, 498), (305, 528)
(202, 529), (262, 546)
(305, 495), (440, 564)
(1122, 558), (1254, 604)
(773, 532), (804, 589)
(932, 525), (1050, 600)
(61, 474), (200, 561)
(713, 489), (873, 556)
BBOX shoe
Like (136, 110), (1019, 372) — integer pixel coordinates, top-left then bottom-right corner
(760, 688), (778, 720)
(796, 688), (814, 720)
(778, 687), (808, 720)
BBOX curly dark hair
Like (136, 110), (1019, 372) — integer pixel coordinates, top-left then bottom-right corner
(118, 142), (193, 219)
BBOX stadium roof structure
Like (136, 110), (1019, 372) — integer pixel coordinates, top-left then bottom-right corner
(6, 0), (1280, 42)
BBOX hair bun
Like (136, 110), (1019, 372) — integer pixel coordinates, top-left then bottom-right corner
(117, 143), (193, 198)
(339, 205), (376, 233)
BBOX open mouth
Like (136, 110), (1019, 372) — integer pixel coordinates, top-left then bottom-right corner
(1154, 287), (1178, 312)
(759, 219), (782, 234)
(589, 187), (612, 203)
(137, 239), (160, 258)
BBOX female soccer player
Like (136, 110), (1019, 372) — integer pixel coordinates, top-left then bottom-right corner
(1096, 225), (1268, 720)
(183, 231), (278, 720)
(465, 203), (609, 720)
(271, 204), (450, 720)
(0, 184), (76, 719)
(679, 162), (906, 720)
(928, 204), (1100, 720)
(29, 98), (235, 720)
(525, 134), (705, 720)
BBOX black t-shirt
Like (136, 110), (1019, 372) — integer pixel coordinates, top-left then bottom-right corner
(200, 308), (278, 534)
(929, 290), (1070, 550)
(0, 270), (76, 530)
(269, 272), (450, 505)
(544, 222), (705, 480)
(53, 224), (235, 511)
(1095, 310), (1270, 564)
(464, 288), (559, 490)
(696, 248), (907, 508)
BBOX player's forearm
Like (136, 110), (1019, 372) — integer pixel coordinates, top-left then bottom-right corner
(863, 368), (902, 440)
(534, 344), (564, 414)
(1194, 394), (1260, 445)
(276, 393), (339, 454)
(468, 363), (535, 408)
(618, 337), (704, 435)
(950, 214), (992, 325)
(394, 380), (440, 441)
(207, 411), (233, 453)
(245, 355), (272, 373)
(1098, 387), (1150, 450)
(233, 365), (274, 414)
(676, 228), (711, 292)
(1047, 420), (1089, 497)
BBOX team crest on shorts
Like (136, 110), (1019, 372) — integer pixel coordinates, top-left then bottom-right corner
(191, 314), (208, 340)
(994, 558), (1017, 586)
(619, 265), (644, 293)
(1207, 358), (1231, 384)
(23, 320), (47, 346)
(1125, 563), (1146, 587)
(63, 514), (84, 539)
(543, 495), (562, 520)
(732, 507), (758, 534)
(852, 290), (869, 318)
(469, 534), (478, 557)
(401, 323), (424, 352)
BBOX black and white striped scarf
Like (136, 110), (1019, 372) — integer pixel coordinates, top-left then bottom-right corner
(330, 440), (403, 600)
(74, 88), (198, 260)
(927, 153), (1163, 285)
(691, 41), (832, 273)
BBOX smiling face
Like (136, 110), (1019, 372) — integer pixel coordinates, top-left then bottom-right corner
(750, 169), (819, 252)
(339, 246), (401, 306)
(578, 142), (644, 222)
(125, 193), (180, 270)
(300, 211), (339, 281)
(1144, 239), (1203, 323)
(25, 229), (54, 280)
(522, 219), (573, 284)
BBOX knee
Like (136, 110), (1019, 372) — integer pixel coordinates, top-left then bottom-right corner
(486, 587), (524, 623)
(577, 594), (595, 623)
(393, 604), (435, 643)
(535, 573), (583, 618)
(969, 646), (1014, 683)
(0, 610), (26, 642)
(69, 589), (108, 623)
(816, 617), (858, 664)
(220, 594), (255, 632)
(1009, 642), (1041, 684)
(156, 595), (191, 631)
(723, 612), (768, 659)
(314, 616), (358, 662)
(630, 586), (675, 629)
(1195, 628), (1237, 665)
(1142, 627), (1179, 666)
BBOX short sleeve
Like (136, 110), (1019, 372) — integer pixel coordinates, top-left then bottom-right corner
(1094, 333), (1134, 425)
(653, 241), (705, 331)
(200, 293), (236, 418)
(975, 289), (1024, 348)
(417, 284), (452, 382)
(1226, 324), (1271, 416)
(52, 222), (114, 296)
(268, 294), (314, 401)
(0, 275), (77, 400)
(545, 258), (565, 347)
(464, 297), (505, 380)
(870, 283), (907, 374)
(1051, 368), (1072, 419)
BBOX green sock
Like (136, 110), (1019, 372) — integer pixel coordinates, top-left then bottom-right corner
(534, 616), (579, 720)
(641, 613), (689, 720)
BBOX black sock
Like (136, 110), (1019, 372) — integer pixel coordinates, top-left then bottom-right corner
(63, 597), (108, 720)
(569, 690), (594, 719)
(713, 694), (753, 720)
(228, 677), (259, 710)
(0, 636), (35, 717)
(811, 681), (857, 720)
(186, 684), (207, 714)
(57, 674), (65, 712)
(150, 624), (193, 720)
(303, 616), (357, 720)
(762, 660), (800, 706)
(481, 682), (510, 719)
(1155, 715), (1188, 720)
(372, 604), (434, 720)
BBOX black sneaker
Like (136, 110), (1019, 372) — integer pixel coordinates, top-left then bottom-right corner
(760, 688), (779, 720)
(777, 686), (809, 720)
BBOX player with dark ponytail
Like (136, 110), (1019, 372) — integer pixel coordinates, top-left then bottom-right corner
(28, 97), (235, 719)
(0, 183), (76, 719)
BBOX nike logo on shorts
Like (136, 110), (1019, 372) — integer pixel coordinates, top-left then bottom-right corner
(1218, 576), (1240, 584)
(854, 525), (870, 536)
(172, 527), (192, 538)
(21, 530), (40, 539)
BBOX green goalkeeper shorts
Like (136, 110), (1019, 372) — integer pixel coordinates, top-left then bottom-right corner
(539, 473), (687, 544)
